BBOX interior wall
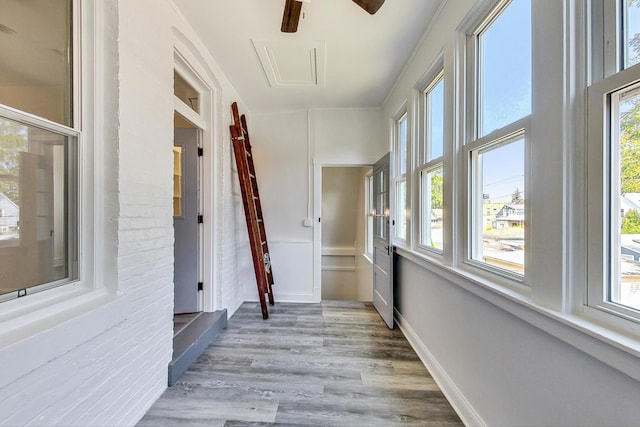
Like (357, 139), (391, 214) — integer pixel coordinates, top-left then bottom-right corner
(396, 256), (640, 426)
(383, 0), (640, 425)
(0, 1), (252, 425)
(251, 107), (385, 303)
(321, 166), (370, 301)
(250, 110), (313, 302)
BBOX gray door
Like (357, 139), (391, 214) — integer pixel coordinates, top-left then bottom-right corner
(372, 153), (393, 328)
(173, 128), (199, 313)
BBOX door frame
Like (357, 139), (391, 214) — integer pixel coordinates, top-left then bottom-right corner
(312, 162), (373, 302)
(173, 40), (218, 312)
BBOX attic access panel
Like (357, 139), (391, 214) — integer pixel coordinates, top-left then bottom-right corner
(252, 39), (326, 87)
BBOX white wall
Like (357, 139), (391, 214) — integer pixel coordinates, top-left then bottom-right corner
(251, 108), (385, 303)
(250, 110), (314, 302)
(396, 256), (640, 426)
(0, 0), (251, 425)
(384, 0), (640, 425)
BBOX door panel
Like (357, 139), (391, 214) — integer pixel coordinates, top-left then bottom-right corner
(173, 128), (199, 313)
(372, 153), (393, 328)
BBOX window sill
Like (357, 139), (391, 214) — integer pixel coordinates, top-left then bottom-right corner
(395, 246), (640, 382)
(0, 284), (124, 388)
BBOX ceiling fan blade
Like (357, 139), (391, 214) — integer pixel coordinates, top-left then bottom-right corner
(352, 0), (385, 15)
(281, 0), (303, 33)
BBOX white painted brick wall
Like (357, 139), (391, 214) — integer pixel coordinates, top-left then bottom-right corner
(218, 107), (254, 314)
(0, 0), (253, 425)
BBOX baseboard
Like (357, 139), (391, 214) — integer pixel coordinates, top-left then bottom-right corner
(243, 291), (318, 303)
(395, 308), (486, 427)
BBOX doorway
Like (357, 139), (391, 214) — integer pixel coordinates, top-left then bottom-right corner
(320, 166), (372, 301)
(173, 113), (202, 317)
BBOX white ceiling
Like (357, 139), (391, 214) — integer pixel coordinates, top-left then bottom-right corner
(174, 0), (442, 112)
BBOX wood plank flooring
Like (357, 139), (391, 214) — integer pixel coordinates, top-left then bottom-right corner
(138, 301), (463, 427)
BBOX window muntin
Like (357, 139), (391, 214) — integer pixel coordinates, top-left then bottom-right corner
(477, 0), (531, 137)
(395, 114), (408, 241)
(0, 0), (73, 127)
(467, 0), (530, 279)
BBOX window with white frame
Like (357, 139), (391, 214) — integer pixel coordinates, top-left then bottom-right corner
(419, 72), (444, 251)
(588, 0), (640, 319)
(466, 0), (530, 277)
(0, 0), (78, 302)
(394, 113), (408, 241)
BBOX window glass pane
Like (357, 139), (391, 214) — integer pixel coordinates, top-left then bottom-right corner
(173, 147), (182, 217)
(396, 180), (406, 240)
(427, 79), (444, 161)
(613, 86), (640, 311)
(367, 174), (373, 255)
(0, 0), (73, 126)
(472, 137), (525, 274)
(624, 0), (640, 69)
(398, 116), (408, 175)
(0, 116), (76, 297)
(174, 71), (200, 114)
(420, 167), (443, 250)
(375, 169), (386, 240)
(478, 0), (531, 136)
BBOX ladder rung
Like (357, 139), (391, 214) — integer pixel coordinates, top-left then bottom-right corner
(231, 101), (274, 319)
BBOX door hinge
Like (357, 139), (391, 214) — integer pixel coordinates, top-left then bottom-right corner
(197, 147), (203, 157)
(197, 214), (203, 224)
(197, 282), (203, 291)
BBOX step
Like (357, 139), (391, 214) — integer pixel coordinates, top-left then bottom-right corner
(168, 309), (228, 386)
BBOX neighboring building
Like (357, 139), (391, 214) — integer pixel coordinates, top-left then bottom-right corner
(482, 202), (503, 229)
(0, 193), (18, 235)
(431, 208), (443, 226)
(494, 204), (525, 229)
(621, 193), (640, 217)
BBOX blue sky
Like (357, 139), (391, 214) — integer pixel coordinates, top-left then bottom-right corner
(478, 0), (530, 203)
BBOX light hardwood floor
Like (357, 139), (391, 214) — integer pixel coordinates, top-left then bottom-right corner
(138, 301), (463, 426)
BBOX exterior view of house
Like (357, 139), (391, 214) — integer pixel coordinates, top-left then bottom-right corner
(0, 1), (639, 426)
(0, 193), (18, 237)
(493, 204), (525, 229)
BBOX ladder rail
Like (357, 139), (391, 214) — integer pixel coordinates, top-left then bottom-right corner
(229, 102), (275, 318)
(240, 114), (275, 297)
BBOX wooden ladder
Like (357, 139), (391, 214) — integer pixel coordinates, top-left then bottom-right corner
(229, 102), (275, 319)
